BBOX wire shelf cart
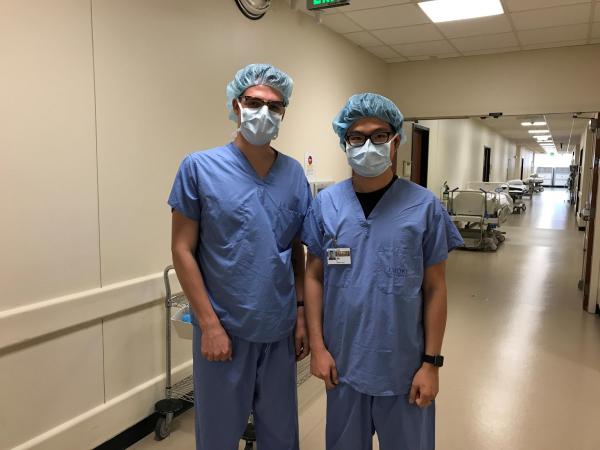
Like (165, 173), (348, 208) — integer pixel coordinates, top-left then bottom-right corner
(153, 265), (314, 447)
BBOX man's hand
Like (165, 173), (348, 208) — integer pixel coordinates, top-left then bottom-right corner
(409, 364), (439, 408)
(311, 347), (339, 390)
(200, 323), (232, 362)
(295, 308), (310, 361)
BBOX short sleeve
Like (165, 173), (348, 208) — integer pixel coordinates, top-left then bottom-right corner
(167, 155), (202, 221)
(423, 199), (464, 267)
(301, 196), (325, 259)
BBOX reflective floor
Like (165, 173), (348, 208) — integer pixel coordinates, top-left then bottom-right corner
(132, 188), (600, 450)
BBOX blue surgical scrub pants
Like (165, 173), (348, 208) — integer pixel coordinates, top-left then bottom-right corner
(326, 383), (435, 450)
(192, 325), (299, 450)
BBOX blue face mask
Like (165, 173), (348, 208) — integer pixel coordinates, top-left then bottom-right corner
(238, 103), (282, 146)
(345, 138), (394, 177)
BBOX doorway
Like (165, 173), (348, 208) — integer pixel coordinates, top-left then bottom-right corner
(483, 146), (491, 182)
(411, 124), (429, 187)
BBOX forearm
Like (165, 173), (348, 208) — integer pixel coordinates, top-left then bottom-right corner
(305, 256), (326, 351)
(422, 284), (447, 355)
(172, 248), (220, 331)
(292, 240), (305, 305)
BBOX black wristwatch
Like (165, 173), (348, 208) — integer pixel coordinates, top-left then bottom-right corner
(297, 301), (305, 308)
(422, 354), (444, 367)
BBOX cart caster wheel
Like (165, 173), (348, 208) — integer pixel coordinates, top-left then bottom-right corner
(155, 416), (170, 440)
(522, 205), (526, 211)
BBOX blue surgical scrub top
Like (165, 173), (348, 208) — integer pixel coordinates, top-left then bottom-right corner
(168, 143), (312, 343)
(301, 178), (463, 396)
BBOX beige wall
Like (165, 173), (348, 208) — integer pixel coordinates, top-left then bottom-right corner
(514, 146), (536, 181)
(388, 44), (600, 119)
(0, 0), (387, 448)
(398, 118), (517, 197)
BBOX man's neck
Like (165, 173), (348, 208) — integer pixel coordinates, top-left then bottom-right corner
(233, 133), (276, 177)
(352, 169), (394, 193)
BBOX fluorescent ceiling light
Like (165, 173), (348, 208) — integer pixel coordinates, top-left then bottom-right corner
(528, 130), (550, 134)
(534, 121), (546, 126)
(535, 135), (551, 139)
(521, 121), (546, 126)
(418, 0), (504, 23)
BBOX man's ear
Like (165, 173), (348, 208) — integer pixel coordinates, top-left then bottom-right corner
(232, 99), (240, 116)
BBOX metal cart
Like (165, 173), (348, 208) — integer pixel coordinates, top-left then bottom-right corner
(153, 265), (256, 448)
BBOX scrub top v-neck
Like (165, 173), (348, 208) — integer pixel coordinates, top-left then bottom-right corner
(301, 177), (463, 396)
(168, 142), (312, 343)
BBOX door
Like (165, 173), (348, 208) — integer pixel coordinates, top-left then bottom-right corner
(520, 157), (525, 180)
(411, 124), (430, 187)
(483, 146), (491, 182)
(583, 117), (600, 312)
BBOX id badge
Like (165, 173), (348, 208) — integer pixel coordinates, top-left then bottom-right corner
(326, 248), (352, 265)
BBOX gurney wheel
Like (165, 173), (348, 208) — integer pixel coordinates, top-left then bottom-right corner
(522, 205), (526, 211)
(155, 415), (170, 440)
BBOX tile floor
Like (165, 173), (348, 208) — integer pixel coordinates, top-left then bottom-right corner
(132, 188), (600, 450)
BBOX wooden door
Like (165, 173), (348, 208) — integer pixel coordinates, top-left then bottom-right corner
(411, 124), (430, 187)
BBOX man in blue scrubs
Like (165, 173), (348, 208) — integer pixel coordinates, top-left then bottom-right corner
(169, 64), (311, 450)
(302, 93), (463, 450)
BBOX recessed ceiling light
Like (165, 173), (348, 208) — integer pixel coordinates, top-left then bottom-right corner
(533, 121), (546, 126)
(521, 121), (547, 126)
(528, 130), (550, 134)
(418, 0), (504, 23)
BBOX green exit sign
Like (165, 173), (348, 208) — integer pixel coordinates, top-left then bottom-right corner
(307, 0), (351, 11)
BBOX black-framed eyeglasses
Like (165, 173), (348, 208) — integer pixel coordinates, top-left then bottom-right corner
(238, 96), (286, 115)
(345, 130), (395, 147)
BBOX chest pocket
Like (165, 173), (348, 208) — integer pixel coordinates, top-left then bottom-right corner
(273, 206), (304, 251)
(376, 247), (421, 296)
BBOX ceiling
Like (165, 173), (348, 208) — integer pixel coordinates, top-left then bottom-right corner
(300, 0), (600, 63)
(476, 112), (594, 152)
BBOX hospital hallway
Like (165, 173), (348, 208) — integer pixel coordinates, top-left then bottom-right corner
(130, 187), (600, 450)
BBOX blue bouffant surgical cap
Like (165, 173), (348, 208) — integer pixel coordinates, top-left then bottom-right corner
(226, 63), (293, 121)
(332, 93), (405, 149)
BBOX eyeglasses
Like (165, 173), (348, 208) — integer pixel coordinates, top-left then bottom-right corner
(238, 96), (286, 115)
(345, 130), (395, 147)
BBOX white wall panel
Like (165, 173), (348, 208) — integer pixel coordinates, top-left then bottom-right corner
(0, 0), (100, 310)
(0, 323), (104, 449)
(103, 301), (192, 400)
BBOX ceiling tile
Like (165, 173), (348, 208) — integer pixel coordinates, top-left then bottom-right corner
(504, 0), (591, 13)
(461, 47), (522, 56)
(346, 4), (430, 30)
(385, 56), (409, 63)
(522, 39), (588, 50)
(371, 24), (443, 45)
(518, 23), (589, 44)
(595, 4), (600, 22)
(392, 40), (456, 56)
(450, 32), (519, 52)
(593, 22), (600, 37)
(511, 4), (591, 30)
(320, 14), (362, 34)
(364, 45), (401, 59)
(407, 56), (431, 61)
(436, 15), (512, 38)
(344, 31), (384, 47)
(436, 52), (462, 59)
(592, 37), (600, 44)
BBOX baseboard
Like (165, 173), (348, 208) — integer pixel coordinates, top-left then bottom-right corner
(12, 360), (192, 450)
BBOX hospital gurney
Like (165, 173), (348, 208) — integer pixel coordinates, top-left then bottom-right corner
(506, 180), (527, 213)
(525, 173), (544, 194)
(447, 188), (511, 251)
(154, 265), (313, 447)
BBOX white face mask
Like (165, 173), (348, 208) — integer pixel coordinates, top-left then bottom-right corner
(345, 138), (394, 178)
(238, 103), (282, 146)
